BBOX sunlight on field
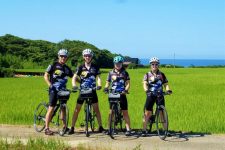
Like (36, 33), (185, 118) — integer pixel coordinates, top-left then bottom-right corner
(0, 68), (225, 134)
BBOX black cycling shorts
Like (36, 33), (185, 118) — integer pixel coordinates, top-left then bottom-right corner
(109, 94), (128, 110)
(145, 93), (165, 111)
(77, 90), (98, 104)
(49, 87), (67, 107)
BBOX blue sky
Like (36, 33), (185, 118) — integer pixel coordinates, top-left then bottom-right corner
(0, 0), (224, 59)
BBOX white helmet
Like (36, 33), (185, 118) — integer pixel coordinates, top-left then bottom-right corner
(58, 49), (68, 56)
(82, 48), (94, 56)
(149, 57), (160, 64)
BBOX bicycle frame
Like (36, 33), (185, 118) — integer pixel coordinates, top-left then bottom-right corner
(34, 89), (70, 136)
(145, 91), (169, 140)
(79, 87), (96, 137)
(108, 90), (124, 139)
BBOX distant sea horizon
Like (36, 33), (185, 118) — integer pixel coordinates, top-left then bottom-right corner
(140, 59), (225, 67)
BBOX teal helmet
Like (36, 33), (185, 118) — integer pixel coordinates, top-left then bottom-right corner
(113, 56), (124, 63)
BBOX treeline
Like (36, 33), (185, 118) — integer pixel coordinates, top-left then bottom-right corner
(0, 34), (121, 72)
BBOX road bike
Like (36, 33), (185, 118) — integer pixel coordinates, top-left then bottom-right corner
(34, 89), (70, 136)
(145, 90), (171, 140)
(78, 87), (97, 137)
(107, 89), (126, 139)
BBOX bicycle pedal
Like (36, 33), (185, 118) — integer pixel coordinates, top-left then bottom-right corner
(80, 123), (84, 127)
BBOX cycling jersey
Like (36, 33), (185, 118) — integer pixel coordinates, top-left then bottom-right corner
(46, 62), (73, 91)
(106, 67), (130, 93)
(75, 64), (100, 89)
(143, 70), (168, 95)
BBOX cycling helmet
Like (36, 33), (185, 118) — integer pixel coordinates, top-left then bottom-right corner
(149, 57), (160, 64)
(113, 56), (124, 63)
(58, 49), (69, 56)
(82, 48), (94, 56)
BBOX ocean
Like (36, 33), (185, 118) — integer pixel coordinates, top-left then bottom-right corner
(140, 59), (225, 67)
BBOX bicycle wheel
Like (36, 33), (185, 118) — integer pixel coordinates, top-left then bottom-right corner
(57, 103), (69, 136)
(119, 111), (125, 132)
(156, 105), (168, 140)
(85, 104), (90, 137)
(34, 102), (48, 132)
(109, 104), (116, 139)
(90, 106), (96, 132)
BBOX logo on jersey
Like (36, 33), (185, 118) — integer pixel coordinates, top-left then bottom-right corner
(54, 70), (62, 76)
(111, 75), (117, 81)
(81, 71), (88, 78)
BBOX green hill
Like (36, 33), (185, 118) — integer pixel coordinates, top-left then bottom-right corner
(0, 34), (118, 70)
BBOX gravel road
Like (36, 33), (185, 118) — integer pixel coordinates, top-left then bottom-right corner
(0, 125), (225, 150)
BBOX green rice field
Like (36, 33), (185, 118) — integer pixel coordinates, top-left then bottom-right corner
(0, 68), (225, 134)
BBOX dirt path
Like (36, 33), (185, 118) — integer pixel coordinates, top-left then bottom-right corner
(0, 124), (225, 150)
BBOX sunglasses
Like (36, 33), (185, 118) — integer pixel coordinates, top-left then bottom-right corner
(151, 63), (159, 66)
(84, 55), (92, 58)
(59, 55), (67, 58)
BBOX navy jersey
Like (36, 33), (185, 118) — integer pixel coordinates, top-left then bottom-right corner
(143, 70), (168, 94)
(75, 64), (100, 89)
(106, 67), (130, 93)
(46, 62), (73, 90)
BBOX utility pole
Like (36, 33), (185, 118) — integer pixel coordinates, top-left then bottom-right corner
(173, 52), (175, 68)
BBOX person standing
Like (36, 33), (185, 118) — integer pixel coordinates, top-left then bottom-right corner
(44, 49), (73, 135)
(68, 48), (104, 134)
(104, 55), (133, 136)
(142, 57), (172, 136)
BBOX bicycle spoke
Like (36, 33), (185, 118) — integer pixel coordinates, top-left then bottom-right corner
(34, 102), (48, 132)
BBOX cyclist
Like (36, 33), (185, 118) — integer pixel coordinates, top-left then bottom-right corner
(68, 48), (104, 134)
(104, 55), (133, 136)
(43, 49), (73, 135)
(142, 57), (172, 136)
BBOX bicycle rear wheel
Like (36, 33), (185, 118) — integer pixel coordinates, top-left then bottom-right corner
(90, 106), (96, 132)
(119, 112), (125, 132)
(109, 104), (116, 139)
(156, 105), (168, 140)
(34, 102), (48, 132)
(57, 103), (69, 136)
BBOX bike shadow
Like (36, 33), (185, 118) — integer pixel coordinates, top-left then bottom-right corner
(133, 129), (209, 142)
(164, 130), (209, 142)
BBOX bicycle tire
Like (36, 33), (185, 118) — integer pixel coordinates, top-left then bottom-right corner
(156, 105), (168, 140)
(85, 104), (90, 137)
(119, 111), (125, 132)
(57, 103), (69, 136)
(90, 106), (96, 132)
(34, 102), (48, 132)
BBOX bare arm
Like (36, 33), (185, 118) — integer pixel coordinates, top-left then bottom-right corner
(72, 74), (78, 87)
(143, 81), (148, 92)
(125, 80), (130, 91)
(164, 83), (171, 91)
(44, 72), (51, 87)
(96, 75), (102, 87)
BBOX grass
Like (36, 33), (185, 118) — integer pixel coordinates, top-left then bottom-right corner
(0, 68), (225, 133)
(0, 137), (71, 150)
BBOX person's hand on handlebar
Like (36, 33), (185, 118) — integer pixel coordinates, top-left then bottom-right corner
(121, 90), (129, 95)
(72, 86), (79, 92)
(96, 86), (102, 90)
(166, 90), (172, 95)
(103, 87), (109, 93)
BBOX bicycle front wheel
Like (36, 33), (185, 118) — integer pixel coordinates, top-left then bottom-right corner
(57, 103), (69, 136)
(156, 105), (168, 140)
(34, 102), (48, 132)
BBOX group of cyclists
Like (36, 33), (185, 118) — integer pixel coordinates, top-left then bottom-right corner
(43, 48), (172, 136)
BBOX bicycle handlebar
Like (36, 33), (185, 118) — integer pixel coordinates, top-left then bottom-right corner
(146, 90), (172, 96)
